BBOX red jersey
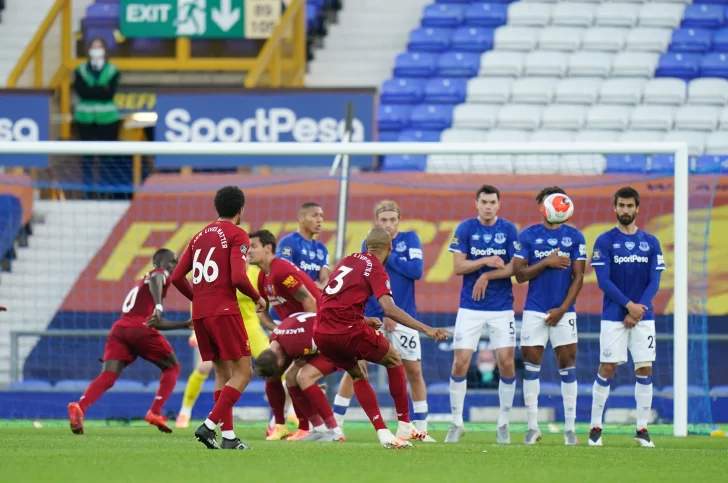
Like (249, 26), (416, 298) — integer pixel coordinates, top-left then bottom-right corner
(316, 252), (392, 335)
(172, 220), (260, 319)
(116, 268), (170, 328)
(270, 312), (317, 359)
(258, 258), (322, 320)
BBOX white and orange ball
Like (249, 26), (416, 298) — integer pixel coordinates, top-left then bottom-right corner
(541, 193), (575, 224)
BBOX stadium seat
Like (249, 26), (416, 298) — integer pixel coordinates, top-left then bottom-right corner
(605, 154), (650, 173)
(692, 154), (728, 171)
(479, 51), (525, 76)
(409, 104), (456, 130)
(668, 130), (708, 154)
(626, 28), (672, 52)
(612, 52), (660, 78)
(681, 5), (726, 29)
(618, 130), (666, 146)
(379, 131), (400, 142)
(629, 105), (676, 130)
(611, 384), (637, 395)
(530, 130), (575, 142)
(381, 155), (428, 172)
(422, 4), (465, 28)
(568, 51), (614, 77)
(424, 78), (467, 103)
(393, 52), (438, 78)
(487, 129), (531, 143)
(55, 379), (92, 391)
(494, 26), (540, 51)
(674, 105), (721, 130)
(554, 78), (603, 104)
(437, 52), (481, 77)
(551, 3), (596, 27)
(655, 53), (701, 80)
(497, 104), (544, 130)
(720, 105), (728, 129)
(408, 28), (454, 53)
(595, 3), (639, 27)
(427, 153), (514, 174)
(464, 3), (508, 27)
(380, 78), (426, 104)
(538, 27), (585, 51)
(687, 78), (728, 104)
(508, 2), (552, 27)
(451, 26), (495, 52)
(441, 128), (488, 143)
(510, 77), (558, 104)
(10, 379), (52, 390)
(700, 53), (728, 78)
(599, 78), (647, 104)
(670, 28), (712, 53)
(586, 105), (633, 130)
(0, 194), (21, 264)
(541, 104), (588, 130)
(649, 154), (676, 173)
(642, 78), (687, 105)
(639, 3), (686, 29)
(705, 131), (728, 153)
(466, 77), (514, 103)
(514, 154), (562, 174)
(452, 103), (501, 129)
(113, 379), (146, 390)
(574, 130), (620, 142)
(713, 28), (728, 52)
(524, 51), (569, 77)
(378, 105), (412, 131)
(397, 130), (442, 143)
(582, 27), (627, 52)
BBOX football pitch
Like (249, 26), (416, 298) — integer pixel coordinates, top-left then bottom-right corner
(1, 422), (726, 482)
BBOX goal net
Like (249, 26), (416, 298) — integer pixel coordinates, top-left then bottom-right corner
(0, 141), (721, 436)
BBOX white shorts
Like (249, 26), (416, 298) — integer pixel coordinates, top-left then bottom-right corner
(600, 320), (656, 364)
(386, 325), (421, 361)
(520, 310), (578, 349)
(453, 308), (516, 351)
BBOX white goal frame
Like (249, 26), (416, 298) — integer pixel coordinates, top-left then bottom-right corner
(0, 140), (690, 436)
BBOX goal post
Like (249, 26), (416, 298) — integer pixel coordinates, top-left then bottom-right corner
(0, 140), (692, 436)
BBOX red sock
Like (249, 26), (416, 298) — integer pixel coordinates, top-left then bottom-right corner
(387, 365), (410, 423)
(288, 385), (324, 428)
(213, 390), (221, 403)
(208, 386), (242, 432)
(79, 371), (118, 412)
(302, 385), (338, 429)
(353, 379), (387, 431)
(151, 364), (180, 414)
(265, 380), (286, 425)
(289, 390), (311, 431)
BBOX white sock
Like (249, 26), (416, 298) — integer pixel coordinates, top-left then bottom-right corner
(498, 376), (516, 427)
(412, 400), (428, 433)
(333, 395), (351, 427)
(560, 367), (577, 433)
(591, 375), (611, 429)
(222, 430), (236, 440)
(449, 375), (467, 426)
(523, 364), (541, 431)
(179, 406), (192, 418)
(635, 375), (653, 430)
(204, 418), (216, 430)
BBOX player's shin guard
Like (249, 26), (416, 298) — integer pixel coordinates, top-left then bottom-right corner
(523, 364), (541, 430)
(387, 366), (410, 423)
(265, 379), (287, 425)
(412, 400), (429, 433)
(353, 380), (388, 431)
(302, 385), (338, 429)
(591, 375), (611, 429)
(333, 395), (350, 427)
(635, 375), (653, 430)
(560, 367), (577, 432)
(79, 371), (118, 412)
(449, 374), (467, 426)
(151, 364), (180, 415)
(206, 386), (242, 434)
(180, 369), (207, 416)
(497, 376), (516, 428)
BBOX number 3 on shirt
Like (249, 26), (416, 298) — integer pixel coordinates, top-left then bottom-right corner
(325, 266), (353, 295)
(192, 247), (219, 284)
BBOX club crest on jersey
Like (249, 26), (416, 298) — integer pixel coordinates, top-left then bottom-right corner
(483, 233), (493, 243)
(386, 280), (391, 290)
(396, 241), (407, 252)
(593, 249), (601, 260)
(579, 244), (586, 256)
(240, 245), (248, 254)
(450, 236), (459, 246)
(267, 284), (275, 293)
(317, 249), (325, 259)
(547, 238), (558, 246)
(639, 242), (650, 252)
(561, 237), (572, 247)
(494, 233), (506, 244)
(282, 246), (292, 257)
(471, 234), (480, 241)
(514, 241), (521, 251)
(625, 241), (635, 251)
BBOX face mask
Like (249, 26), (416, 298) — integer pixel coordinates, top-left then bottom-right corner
(89, 48), (105, 60)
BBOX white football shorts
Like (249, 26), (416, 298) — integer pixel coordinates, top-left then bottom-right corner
(453, 308), (516, 351)
(520, 310), (578, 349)
(599, 320), (656, 364)
(386, 325), (421, 361)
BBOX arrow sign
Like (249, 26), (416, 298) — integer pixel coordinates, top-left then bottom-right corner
(212, 0), (240, 32)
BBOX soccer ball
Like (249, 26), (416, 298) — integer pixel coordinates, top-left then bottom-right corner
(541, 193), (574, 224)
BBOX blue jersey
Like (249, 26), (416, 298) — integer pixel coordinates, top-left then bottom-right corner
(590, 227), (665, 321)
(515, 224), (587, 313)
(361, 231), (423, 320)
(449, 218), (519, 312)
(276, 232), (329, 282)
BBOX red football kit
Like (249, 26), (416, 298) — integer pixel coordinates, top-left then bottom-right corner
(258, 258), (322, 320)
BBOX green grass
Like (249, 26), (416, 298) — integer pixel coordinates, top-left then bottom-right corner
(1, 422), (726, 483)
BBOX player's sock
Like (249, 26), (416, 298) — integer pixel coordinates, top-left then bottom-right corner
(207, 385), (242, 431)
(203, 390), (223, 429)
(213, 390), (221, 402)
(353, 379), (387, 431)
(591, 374), (611, 429)
(635, 375), (653, 430)
(333, 395), (350, 427)
(289, 391), (311, 431)
(288, 385), (324, 428)
(560, 366), (577, 433)
(497, 376), (516, 428)
(265, 379), (287, 425)
(79, 371), (118, 412)
(412, 400), (428, 433)
(523, 363), (541, 430)
(181, 369), (207, 414)
(150, 364), (180, 415)
(303, 385), (338, 429)
(449, 374), (467, 426)
(387, 366), (410, 423)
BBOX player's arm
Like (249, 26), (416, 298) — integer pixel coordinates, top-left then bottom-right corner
(385, 233), (424, 280)
(638, 237), (665, 307)
(258, 310), (278, 331)
(557, 237), (587, 310)
(231, 233), (265, 309)
(169, 245), (194, 301)
(592, 237), (646, 318)
(293, 285), (318, 313)
(377, 295), (449, 341)
(146, 318), (193, 331)
(513, 232), (567, 283)
(317, 262), (331, 291)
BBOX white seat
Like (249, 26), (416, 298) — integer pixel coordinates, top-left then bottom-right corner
(427, 154), (514, 174)
(618, 130), (666, 144)
(508, 2), (552, 27)
(586, 105), (632, 130)
(554, 78), (603, 104)
(440, 128), (488, 143)
(600, 78), (647, 104)
(625, 28), (672, 52)
(452, 104), (500, 130)
(595, 3), (639, 27)
(574, 130), (620, 142)
(705, 132), (728, 154)
(538, 27), (585, 51)
(467, 78), (514, 104)
(529, 130), (576, 142)
(510, 77), (558, 104)
(497, 104), (544, 130)
(638, 3), (685, 29)
(673, 105), (721, 131)
(513, 155), (562, 174)
(551, 3), (596, 27)
(521, 0), (558, 2)
(582, 28), (628, 52)
(642, 78), (687, 105)
(629, 105), (676, 131)
(493, 27), (540, 51)
(479, 51), (525, 77)
(524, 51), (569, 77)
(666, 130), (707, 155)
(541, 104), (588, 130)
(688, 78), (728, 105)
(568, 52), (614, 77)
(720, 106), (728, 130)
(612, 52), (659, 78)
(559, 154), (607, 175)
(486, 129), (531, 142)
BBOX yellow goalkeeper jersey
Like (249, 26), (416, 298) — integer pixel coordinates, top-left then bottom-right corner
(236, 264), (269, 359)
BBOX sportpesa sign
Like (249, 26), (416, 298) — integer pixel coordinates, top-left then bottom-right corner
(0, 90), (50, 167)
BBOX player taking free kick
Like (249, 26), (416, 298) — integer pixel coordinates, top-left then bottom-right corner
(170, 186), (267, 450)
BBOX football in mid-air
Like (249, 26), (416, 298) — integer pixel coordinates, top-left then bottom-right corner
(542, 193), (574, 224)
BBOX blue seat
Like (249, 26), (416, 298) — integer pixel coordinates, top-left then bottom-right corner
(427, 382), (451, 394)
(113, 379), (146, 390)
(380, 78), (427, 104)
(670, 28), (712, 53)
(378, 105), (412, 131)
(655, 53), (701, 80)
(435, 0), (471, 4)
(381, 155), (428, 172)
(605, 155), (649, 173)
(408, 27), (454, 52)
(202, 380), (216, 392)
(701, 52), (728, 78)
(451, 26), (495, 52)
(611, 384), (635, 396)
(393, 52), (438, 78)
(55, 379), (92, 391)
(692, 154), (728, 171)
(694, 0), (728, 4)
(540, 382), (560, 394)
(464, 3), (508, 28)
(422, 4), (465, 28)
(398, 129), (442, 142)
(437, 51), (481, 77)
(379, 131), (400, 142)
(682, 5), (726, 29)
(0, 195), (22, 262)
(409, 104), (456, 130)
(650, 154), (675, 172)
(247, 379), (265, 392)
(10, 379), (52, 390)
(712, 28), (728, 51)
(86, 3), (119, 20)
(424, 77), (468, 103)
